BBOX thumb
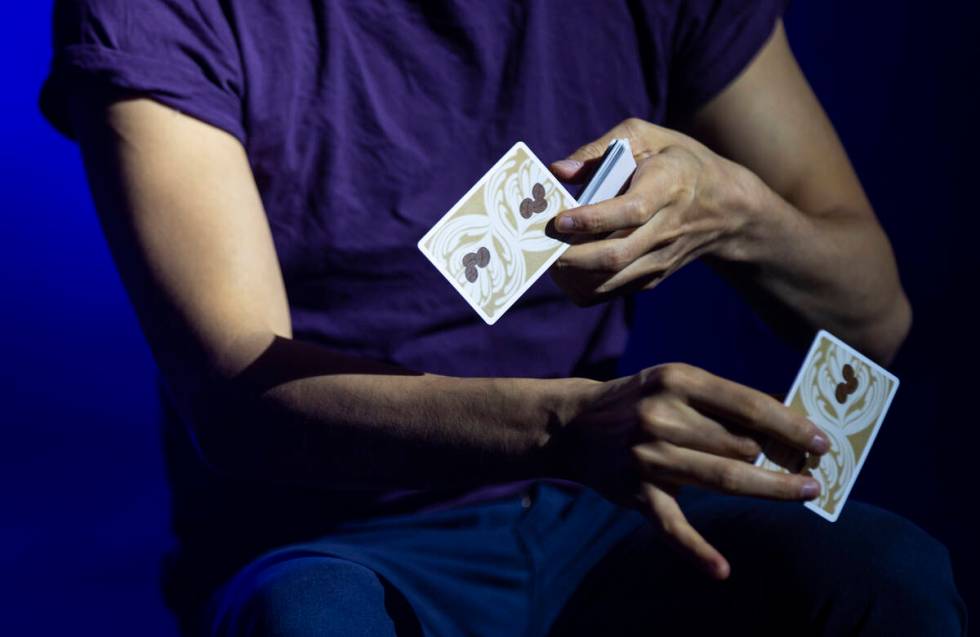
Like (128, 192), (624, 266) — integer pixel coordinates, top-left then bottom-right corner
(549, 136), (619, 184)
(550, 117), (653, 183)
(644, 483), (731, 580)
(567, 136), (617, 163)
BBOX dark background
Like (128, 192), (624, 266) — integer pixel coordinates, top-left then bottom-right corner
(2, 2), (977, 634)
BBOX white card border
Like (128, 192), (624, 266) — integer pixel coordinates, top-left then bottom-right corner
(756, 329), (900, 522)
(805, 330), (899, 521)
(753, 333), (824, 467)
(416, 141), (576, 325)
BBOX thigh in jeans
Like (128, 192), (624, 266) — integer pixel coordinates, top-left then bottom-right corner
(547, 489), (966, 636)
(206, 553), (423, 637)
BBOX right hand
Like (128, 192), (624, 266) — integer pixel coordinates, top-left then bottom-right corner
(549, 363), (831, 580)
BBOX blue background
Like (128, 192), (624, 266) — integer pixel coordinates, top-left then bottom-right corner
(3, 2), (977, 634)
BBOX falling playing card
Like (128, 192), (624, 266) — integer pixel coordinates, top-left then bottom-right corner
(417, 140), (636, 325)
(417, 141), (576, 324)
(755, 330), (900, 522)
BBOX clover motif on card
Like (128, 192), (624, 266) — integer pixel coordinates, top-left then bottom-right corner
(420, 144), (574, 322)
(799, 340), (890, 514)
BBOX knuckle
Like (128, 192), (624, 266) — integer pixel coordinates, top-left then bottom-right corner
(673, 181), (696, 203)
(647, 365), (674, 390)
(621, 117), (647, 135)
(658, 145), (682, 166)
(743, 394), (770, 425)
(628, 445), (646, 463)
(776, 408), (811, 444)
(715, 463), (742, 494)
(655, 363), (693, 391)
(638, 366), (661, 389)
(797, 415), (819, 441)
(619, 241), (641, 266)
(784, 475), (805, 498)
(625, 196), (649, 226)
(574, 210), (596, 232)
(641, 399), (671, 431)
(646, 439), (674, 463)
(662, 143), (691, 161)
(632, 442), (667, 473)
(735, 436), (763, 460)
(645, 364), (685, 392)
(678, 365), (707, 394)
(599, 244), (629, 271)
(659, 516), (680, 537)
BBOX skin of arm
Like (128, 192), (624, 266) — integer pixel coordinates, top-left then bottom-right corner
(549, 21), (911, 366)
(69, 94), (583, 490)
(68, 90), (829, 579)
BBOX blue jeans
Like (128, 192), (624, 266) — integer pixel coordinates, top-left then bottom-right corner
(202, 481), (966, 636)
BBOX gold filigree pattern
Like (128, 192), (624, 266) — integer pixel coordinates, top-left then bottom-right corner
(420, 145), (576, 322)
(759, 335), (896, 519)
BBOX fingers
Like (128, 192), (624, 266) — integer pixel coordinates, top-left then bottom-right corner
(555, 215), (668, 273)
(590, 240), (705, 298)
(634, 441), (822, 501)
(760, 438), (810, 474)
(565, 118), (648, 163)
(644, 483), (730, 580)
(550, 157), (602, 185)
(549, 225), (697, 306)
(564, 118), (679, 164)
(554, 193), (652, 235)
(647, 364), (830, 456)
(549, 117), (679, 183)
(553, 154), (681, 235)
(639, 398), (763, 463)
(555, 220), (698, 292)
(549, 127), (634, 185)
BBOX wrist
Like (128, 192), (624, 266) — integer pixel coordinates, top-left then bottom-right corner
(708, 159), (776, 264)
(534, 376), (601, 480)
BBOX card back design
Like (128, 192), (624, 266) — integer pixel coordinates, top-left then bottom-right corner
(756, 330), (899, 522)
(417, 142), (577, 325)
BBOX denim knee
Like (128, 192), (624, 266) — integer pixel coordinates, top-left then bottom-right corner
(212, 555), (399, 637)
(818, 503), (966, 636)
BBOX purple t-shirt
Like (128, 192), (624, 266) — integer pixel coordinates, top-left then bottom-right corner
(41, 0), (786, 614)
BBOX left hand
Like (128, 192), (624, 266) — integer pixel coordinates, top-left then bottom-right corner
(548, 118), (760, 305)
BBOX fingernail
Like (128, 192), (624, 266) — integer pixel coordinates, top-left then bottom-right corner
(801, 480), (820, 499)
(810, 434), (830, 454)
(552, 159), (584, 173)
(556, 215), (577, 232)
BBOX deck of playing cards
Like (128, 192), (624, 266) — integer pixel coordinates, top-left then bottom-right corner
(417, 139), (636, 324)
(578, 138), (636, 206)
(755, 330), (900, 522)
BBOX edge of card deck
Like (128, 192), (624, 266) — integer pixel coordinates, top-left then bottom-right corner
(579, 139), (636, 205)
(416, 141), (576, 325)
(417, 139), (636, 325)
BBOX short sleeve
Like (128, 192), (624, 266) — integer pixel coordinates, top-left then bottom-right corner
(668, 0), (789, 118)
(39, 0), (245, 145)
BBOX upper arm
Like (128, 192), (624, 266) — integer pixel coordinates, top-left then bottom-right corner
(689, 21), (872, 218)
(69, 96), (291, 407)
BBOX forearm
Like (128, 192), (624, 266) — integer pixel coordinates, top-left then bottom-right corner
(183, 333), (591, 490)
(711, 169), (911, 365)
